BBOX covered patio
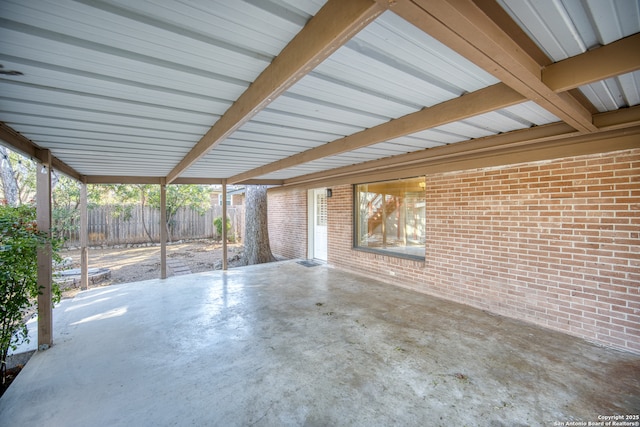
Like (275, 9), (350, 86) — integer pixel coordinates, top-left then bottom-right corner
(1, 0), (640, 421)
(1, 261), (639, 426)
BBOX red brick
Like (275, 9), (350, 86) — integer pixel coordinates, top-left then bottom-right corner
(269, 148), (640, 354)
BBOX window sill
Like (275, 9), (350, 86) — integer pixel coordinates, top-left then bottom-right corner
(353, 246), (426, 262)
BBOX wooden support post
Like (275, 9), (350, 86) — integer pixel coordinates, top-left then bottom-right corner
(222, 180), (228, 271)
(36, 151), (53, 350)
(80, 181), (89, 290)
(160, 181), (167, 279)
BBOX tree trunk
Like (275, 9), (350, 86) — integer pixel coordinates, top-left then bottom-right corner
(138, 187), (155, 243)
(243, 185), (275, 265)
(0, 146), (19, 206)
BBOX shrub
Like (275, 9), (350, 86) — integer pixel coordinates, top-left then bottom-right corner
(0, 205), (62, 384)
(213, 216), (231, 239)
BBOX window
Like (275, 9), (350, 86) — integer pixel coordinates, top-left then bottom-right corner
(316, 192), (327, 226)
(354, 177), (426, 259)
(218, 194), (231, 206)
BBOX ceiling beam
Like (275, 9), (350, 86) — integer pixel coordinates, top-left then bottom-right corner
(348, 127), (640, 186)
(84, 176), (163, 185)
(542, 33), (640, 93)
(391, 0), (596, 133)
(84, 176), (284, 186)
(283, 106), (640, 187)
(471, 0), (550, 66)
(228, 10), (638, 185)
(288, 126), (640, 188)
(228, 83), (524, 183)
(0, 122), (83, 181)
(173, 178), (284, 186)
(165, 0), (387, 184)
(229, 32), (638, 184)
(593, 105), (640, 130)
(284, 123), (577, 187)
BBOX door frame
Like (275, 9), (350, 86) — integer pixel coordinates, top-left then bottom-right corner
(307, 188), (327, 261)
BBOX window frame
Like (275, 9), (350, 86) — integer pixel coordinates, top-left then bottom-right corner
(352, 177), (427, 262)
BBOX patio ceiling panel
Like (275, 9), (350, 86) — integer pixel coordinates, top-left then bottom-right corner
(497, 0), (640, 114)
(206, 144), (297, 160)
(0, 118), (202, 142)
(0, 59), (233, 114)
(0, 0), (270, 83)
(0, 101), (210, 135)
(261, 110), (568, 182)
(578, 71), (640, 112)
(246, 108), (365, 136)
(100, 0), (322, 58)
(224, 130), (330, 150)
(343, 11), (499, 96)
(264, 93), (391, 129)
(28, 135), (188, 153)
(0, 26), (248, 100)
(215, 139), (311, 156)
(244, 97), (562, 182)
(240, 1), (639, 184)
(0, 0), (326, 178)
(0, 0), (638, 185)
(286, 73), (421, 117)
(213, 9), (504, 183)
(226, 121), (338, 143)
(1, 84), (218, 125)
(15, 126), (197, 146)
(362, 101), (560, 156)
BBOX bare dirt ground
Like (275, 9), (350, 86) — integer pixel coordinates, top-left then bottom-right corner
(59, 240), (245, 298)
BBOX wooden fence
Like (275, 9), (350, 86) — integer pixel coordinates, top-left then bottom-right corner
(63, 205), (244, 247)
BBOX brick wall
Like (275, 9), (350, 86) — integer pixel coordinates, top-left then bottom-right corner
(231, 194), (244, 206)
(268, 187), (308, 259)
(327, 149), (640, 353)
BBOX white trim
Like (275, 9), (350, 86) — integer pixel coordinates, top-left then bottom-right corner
(308, 187), (328, 261)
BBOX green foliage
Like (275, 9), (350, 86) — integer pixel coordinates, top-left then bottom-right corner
(9, 150), (36, 204)
(148, 185), (211, 240)
(52, 174), (80, 241)
(0, 205), (62, 383)
(148, 185), (211, 217)
(213, 216), (231, 237)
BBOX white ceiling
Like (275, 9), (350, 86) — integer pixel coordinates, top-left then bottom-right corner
(1, 0), (639, 184)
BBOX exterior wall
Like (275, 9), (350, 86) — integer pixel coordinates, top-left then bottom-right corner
(231, 194), (244, 206)
(327, 149), (640, 353)
(268, 187), (308, 259)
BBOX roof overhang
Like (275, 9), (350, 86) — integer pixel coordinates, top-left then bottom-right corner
(1, 0), (639, 186)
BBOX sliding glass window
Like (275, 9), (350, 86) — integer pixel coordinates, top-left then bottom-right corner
(354, 177), (426, 260)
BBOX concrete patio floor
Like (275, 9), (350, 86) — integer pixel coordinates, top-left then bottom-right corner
(1, 261), (638, 426)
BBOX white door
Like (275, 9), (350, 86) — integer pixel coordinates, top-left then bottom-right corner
(312, 189), (328, 261)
